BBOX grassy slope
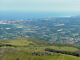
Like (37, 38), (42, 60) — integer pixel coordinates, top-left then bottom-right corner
(0, 38), (79, 51)
(3, 51), (80, 60)
(0, 38), (80, 60)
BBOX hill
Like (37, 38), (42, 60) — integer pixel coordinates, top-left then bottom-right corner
(0, 38), (80, 60)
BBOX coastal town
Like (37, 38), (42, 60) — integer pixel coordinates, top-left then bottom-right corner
(0, 17), (80, 44)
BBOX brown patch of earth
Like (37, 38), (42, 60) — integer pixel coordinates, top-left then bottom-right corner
(0, 54), (4, 60)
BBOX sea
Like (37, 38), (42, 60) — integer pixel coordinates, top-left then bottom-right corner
(0, 11), (80, 20)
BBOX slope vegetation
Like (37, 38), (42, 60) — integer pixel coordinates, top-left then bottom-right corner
(0, 38), (80, 60)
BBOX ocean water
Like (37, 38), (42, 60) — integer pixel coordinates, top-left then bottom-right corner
(0, 11), (80, 20)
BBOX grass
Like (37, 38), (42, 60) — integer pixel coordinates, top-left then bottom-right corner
(34, 46), (79, 52)
(57, 29), (63, 31)
(14, 24), (23, 28)
(72, 33), (79, 37)
(0, 38), (80, 60)
(3, 51), (80, 60)
(64, 54), (80, 60)
(54, 24), (65, 26)
(42, 26), (46, 28)
(6, 40), (33, 46)
(0, 38), (79, 51)
(49, 46), (79, 52)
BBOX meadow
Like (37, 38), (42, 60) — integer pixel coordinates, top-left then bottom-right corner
(0, 38), (80, 60)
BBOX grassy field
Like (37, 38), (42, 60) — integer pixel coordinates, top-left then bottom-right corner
(3, 51), (80, 60)
(0, 38), (79, 51)
(0, 38), (80, 60)
(72, 33), (79, 37)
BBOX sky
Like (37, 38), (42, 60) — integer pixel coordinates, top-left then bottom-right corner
(0, 0), (80, 19)
(0, 0), (80, 12)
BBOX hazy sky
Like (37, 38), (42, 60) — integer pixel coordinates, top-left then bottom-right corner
(0, 0), (80, 12)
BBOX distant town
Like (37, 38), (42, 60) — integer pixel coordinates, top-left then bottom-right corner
(0, 16), (80, 44)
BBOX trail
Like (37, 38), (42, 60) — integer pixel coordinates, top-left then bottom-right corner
(0, 54), (4, 60)
(62, 55), (64, 60)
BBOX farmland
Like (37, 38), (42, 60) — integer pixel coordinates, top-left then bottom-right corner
(1, 16), (80, 44)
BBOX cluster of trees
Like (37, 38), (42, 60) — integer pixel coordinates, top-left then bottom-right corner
(45, 48), (80, 57)
(0, 44), (17, 47)
(5, 44), (17, 47)
(0, 44), (5, 47)
(31, 51), (53, 56)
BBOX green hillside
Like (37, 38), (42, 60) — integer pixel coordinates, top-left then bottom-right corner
(0, 38), (80, 60)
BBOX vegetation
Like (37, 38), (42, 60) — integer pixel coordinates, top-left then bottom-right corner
(0, 38), (80, 60)
(45, 48), (80, 57)
(1, 17), (80, 44)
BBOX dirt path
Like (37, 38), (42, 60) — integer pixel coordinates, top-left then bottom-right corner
(0, 54), (4, 60)
(62, 55), (64, 60)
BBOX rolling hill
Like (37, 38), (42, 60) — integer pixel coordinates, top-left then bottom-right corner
(0, 38), (80, 60)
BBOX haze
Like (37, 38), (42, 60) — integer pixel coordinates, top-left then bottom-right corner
(0, 0), (80, 19)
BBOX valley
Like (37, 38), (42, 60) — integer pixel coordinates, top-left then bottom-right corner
(1, 16), (80, 44)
